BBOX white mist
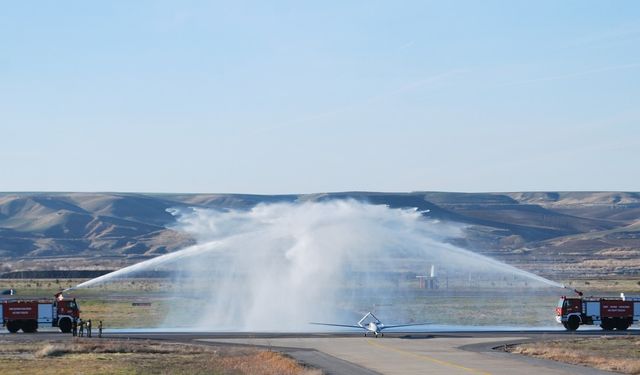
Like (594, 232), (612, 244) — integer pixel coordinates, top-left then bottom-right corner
(72, 200), (562, 330)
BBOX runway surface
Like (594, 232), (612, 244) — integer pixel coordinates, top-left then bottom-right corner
(102, 330), (636, 375)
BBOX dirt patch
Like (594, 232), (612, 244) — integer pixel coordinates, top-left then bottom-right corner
(0, 338), (321, 375)
(505, 337), (640, 374)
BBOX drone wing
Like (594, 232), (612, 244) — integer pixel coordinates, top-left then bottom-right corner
(310, 322), (364, 329)
(379, 322), (430, 331)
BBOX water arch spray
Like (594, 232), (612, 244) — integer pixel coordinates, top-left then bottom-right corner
(70, 200), (564, 330)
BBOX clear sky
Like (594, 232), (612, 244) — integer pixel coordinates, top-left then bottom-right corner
(1, 1), (639, 194)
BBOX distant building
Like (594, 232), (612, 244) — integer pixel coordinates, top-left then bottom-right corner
(416, 265), (439, 289)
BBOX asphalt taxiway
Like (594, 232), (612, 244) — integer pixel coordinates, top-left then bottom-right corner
(102, 330), (635, 375)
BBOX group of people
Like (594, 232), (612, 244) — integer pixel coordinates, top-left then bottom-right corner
(72, 319), (103, 338)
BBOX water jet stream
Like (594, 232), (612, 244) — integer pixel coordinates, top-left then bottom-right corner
(68, 200), (565, 329)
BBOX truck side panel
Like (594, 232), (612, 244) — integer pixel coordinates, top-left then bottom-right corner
(600, 300), (633, 318)
(38, 303), (53, 325)
(585, 301), (600, 317)
(3, 302), (38, 320)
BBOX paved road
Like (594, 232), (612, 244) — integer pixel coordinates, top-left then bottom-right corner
(102, 330), (636, 375)
(2, 330), (634, 374)
(196, 335), (614, 375)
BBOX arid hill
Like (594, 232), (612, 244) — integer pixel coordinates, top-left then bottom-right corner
(1, 192), (639, 278)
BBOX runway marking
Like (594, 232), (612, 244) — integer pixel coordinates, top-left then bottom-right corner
(366, 339), (492, 375)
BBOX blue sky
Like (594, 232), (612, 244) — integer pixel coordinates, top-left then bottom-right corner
(1, 1), (639, 193)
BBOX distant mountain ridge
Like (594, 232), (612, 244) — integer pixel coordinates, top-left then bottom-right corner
(1, 192), (639, 277)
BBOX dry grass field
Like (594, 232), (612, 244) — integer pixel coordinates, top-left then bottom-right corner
(561, 278), (640, 293)
(0, 338), (321, 375)
(2, 277), (639, 329)
(506, 337), (640, 374)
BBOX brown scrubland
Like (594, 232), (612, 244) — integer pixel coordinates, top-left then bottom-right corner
(0, 338), (321, 375)
(507, 337), (640, 375)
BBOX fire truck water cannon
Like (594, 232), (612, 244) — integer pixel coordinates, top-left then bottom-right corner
(1, 293), (81, 333)
(556, 289), (640, 332)
(559, 284), (583, 297)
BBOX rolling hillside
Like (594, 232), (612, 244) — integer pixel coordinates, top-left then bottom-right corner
(1, 192), (639, 278)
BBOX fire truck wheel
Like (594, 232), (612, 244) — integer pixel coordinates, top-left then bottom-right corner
(616, 320), (630, 331)
(22, 320), (38, 333)
(58, 318), (72, 333)
(600, 319), (614, 331)
(566, 316), (580, 331)
(6, 320), (21, 333)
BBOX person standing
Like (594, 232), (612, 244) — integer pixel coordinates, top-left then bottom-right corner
(98, 320), (103, 338)
(72, 319), (78, 337)
(78, 319), (84, 337)
(87, 320), (92, 338)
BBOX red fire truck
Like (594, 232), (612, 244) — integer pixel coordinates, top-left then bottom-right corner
(1, 293), (80, 333)
(556, 292), (640, 331)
